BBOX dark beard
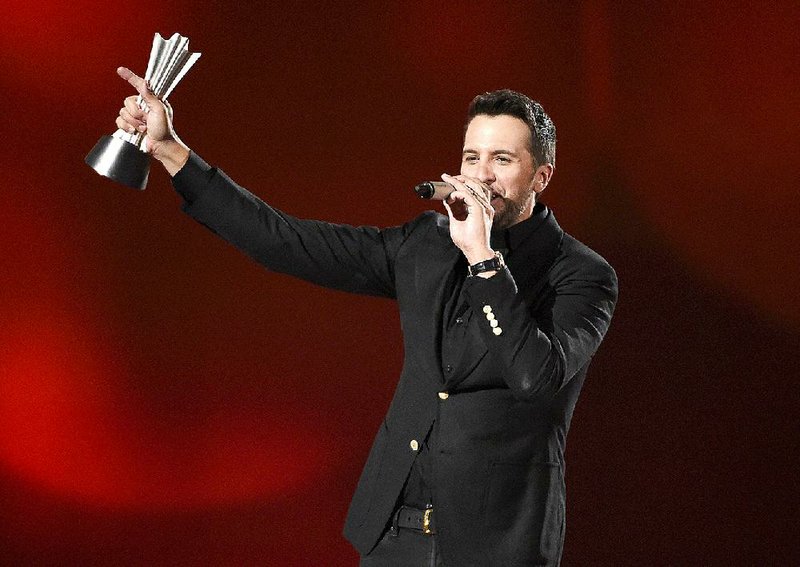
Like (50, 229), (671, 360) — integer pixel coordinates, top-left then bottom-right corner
(492, 196), (528, 230)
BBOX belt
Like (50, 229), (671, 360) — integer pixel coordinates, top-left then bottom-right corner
(393, 505), (436, 535)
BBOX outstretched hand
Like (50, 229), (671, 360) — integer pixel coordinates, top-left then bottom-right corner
(114, 67), (189, 175)
(115, 67), (173, 147)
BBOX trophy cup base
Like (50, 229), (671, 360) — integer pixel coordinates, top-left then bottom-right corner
(85, 135), (151, 190)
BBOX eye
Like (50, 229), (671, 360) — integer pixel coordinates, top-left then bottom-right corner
(495, 156), (511, 164)
(463, 155), (478, 163)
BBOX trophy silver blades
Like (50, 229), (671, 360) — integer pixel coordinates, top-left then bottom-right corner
(85, 33), (201, 190)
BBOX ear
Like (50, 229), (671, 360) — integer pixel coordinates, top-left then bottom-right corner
(533, 163), (554, 195)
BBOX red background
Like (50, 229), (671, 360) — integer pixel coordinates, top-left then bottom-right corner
(1, 1), (798, 564)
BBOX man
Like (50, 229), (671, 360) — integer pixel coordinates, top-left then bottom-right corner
(114, 67), (618, 566)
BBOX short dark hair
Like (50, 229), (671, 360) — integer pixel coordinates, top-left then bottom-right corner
(466, 89), (556, 168)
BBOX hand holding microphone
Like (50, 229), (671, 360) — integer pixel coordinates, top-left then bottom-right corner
(418, 174), (495, 265)
(414, 179), (492, 209)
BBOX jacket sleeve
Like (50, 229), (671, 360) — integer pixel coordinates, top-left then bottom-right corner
(171, 152), (415, 298)
(462, 244), (618, 401)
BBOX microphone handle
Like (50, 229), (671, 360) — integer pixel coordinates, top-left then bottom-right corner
(414, 181), (454, 200)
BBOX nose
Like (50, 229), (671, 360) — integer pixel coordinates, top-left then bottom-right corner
(475, 159), (495, 185)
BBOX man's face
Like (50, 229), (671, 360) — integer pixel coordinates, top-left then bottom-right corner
(460, 114), (549, 229)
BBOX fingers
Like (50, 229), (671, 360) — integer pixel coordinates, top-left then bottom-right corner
(116, 66), (160, 106)
(114, 95), (145, 134)
(455, 175), (493, 208)
(116, 116), (139, 135)
(443, 174), (491, 209)
(442, 199), (453, 218)
(441, 174), (493, 212)
(443, 192), (469, 222)
(117, 107), (146, 134)
(124, 96), (146, 121)
(124, 95), (144, 117)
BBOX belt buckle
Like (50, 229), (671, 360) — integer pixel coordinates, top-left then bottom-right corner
(422, 506), (433, 535)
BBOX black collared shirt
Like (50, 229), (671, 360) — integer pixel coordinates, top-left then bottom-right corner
(400, 203), (549, 509)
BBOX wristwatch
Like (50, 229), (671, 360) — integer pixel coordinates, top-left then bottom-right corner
(467, 251), (505, 277)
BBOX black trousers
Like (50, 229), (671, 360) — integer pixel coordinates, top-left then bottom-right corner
(359, 528), (445, 567)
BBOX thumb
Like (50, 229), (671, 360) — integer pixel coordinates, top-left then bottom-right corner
(116, 66), (160, 107)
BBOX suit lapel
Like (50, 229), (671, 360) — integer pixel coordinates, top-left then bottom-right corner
(418, 215), (463, 383)
(432, 216), (488, 388)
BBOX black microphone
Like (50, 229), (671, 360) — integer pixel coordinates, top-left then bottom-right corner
(414, 181), (454, 200)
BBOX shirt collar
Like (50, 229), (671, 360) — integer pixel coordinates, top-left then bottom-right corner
(490, 202), (548, 254)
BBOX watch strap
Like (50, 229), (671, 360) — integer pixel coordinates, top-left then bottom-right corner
(467, 251), (505, 277)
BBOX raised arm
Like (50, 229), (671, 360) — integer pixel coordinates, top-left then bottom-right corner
(112, 67), (411, 298)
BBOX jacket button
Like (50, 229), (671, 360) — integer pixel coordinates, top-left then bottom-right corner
(493, 327), (503, 336)
(486, 312), (495, 321)
(410, 439), (419, 451)
(455, 317), (464, 325)
(444, 364), (453, 373)
(438, 392), (449, 400)
(482, 305), (492, 314)
(490, 319), (499, 328)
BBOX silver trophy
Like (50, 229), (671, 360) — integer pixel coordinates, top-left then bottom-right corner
(85, 33), (201, 190)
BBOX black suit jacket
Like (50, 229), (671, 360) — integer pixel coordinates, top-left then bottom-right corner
(173, 154), (618, 566)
